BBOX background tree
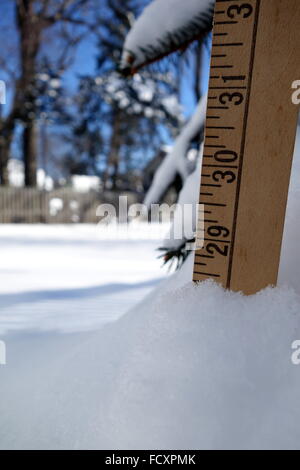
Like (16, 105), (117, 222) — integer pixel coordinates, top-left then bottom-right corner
(64, 0), (183, 190)
(0, 0), (93, 186)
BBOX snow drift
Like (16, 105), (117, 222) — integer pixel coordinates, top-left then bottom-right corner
(1, 252), (300, 450)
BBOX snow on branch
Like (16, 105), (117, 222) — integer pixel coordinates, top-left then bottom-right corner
(120, 0), (215, 74)
(144, 94), (208, 208)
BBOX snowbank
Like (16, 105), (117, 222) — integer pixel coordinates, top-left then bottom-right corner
(1, 252), (300, 449)
(106, 268), (300, 450)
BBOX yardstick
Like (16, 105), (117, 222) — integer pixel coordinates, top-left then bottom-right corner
(193, 0), (300, 294)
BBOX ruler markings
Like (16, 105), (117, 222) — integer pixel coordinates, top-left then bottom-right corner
(204, 144), (226, 148)
(194, 0), (277, 288)
(202, 164), (238, 169)
(212, 42), (243, 47)
(222, 75), (246, 82)
(206, 126), (235, 129)
(202, 184), (222, 188)
(211, 65), (233, 69)
(207, 106), (229, 110)
(226, 0), (261, 289)
(194, 272), (221, 278)
(209, 86), (247, 89)
(204, 238), (231, 244)
(200, 203), (227, 208)
(214, 21), (238, 25)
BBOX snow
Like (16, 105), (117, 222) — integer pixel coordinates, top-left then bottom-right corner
(162, 150), (203, 249)
(36, 73), (50, 82)
(144, 95), (207, 208)
(95, 71), (183, 122)
(49, 197), (63, 216)
(71, 174), (101, 193)
(0, 79), (6, 105)
(8, 160), (54, 190)
(37, 169), (54, 191)
(1, 249), (300, 449)
(121, 0), (214, 71)
(161, 95), (182, 117)
(49, 79), (61, 89)
(8, 159), (24, 187)
(0, 131), (299, 450)
(0, 224), (167, 335)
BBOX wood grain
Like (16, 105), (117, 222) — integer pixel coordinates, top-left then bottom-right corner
(193, 0), (300, 294)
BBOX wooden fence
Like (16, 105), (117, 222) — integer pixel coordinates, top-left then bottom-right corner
(0, 188), (139, 224)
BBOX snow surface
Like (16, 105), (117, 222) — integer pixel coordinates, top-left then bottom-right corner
(1, 254), (300, 449)
(0, 224), (167, 335)
(0, 129), (299, 450)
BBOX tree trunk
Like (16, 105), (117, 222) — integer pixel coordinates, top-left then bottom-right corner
(24, 121), (37, 187)
(104, 111), (122, 189)
(0, 144), (9, 186)
(17, 0), (40, 188)
(0, 120), (15, 186)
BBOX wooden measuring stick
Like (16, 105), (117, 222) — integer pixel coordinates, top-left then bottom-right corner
(193, 0), (300, 295)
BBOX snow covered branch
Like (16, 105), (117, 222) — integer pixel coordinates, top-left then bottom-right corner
(144, 94), (207, 208)
(120, 0), (214, 74)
